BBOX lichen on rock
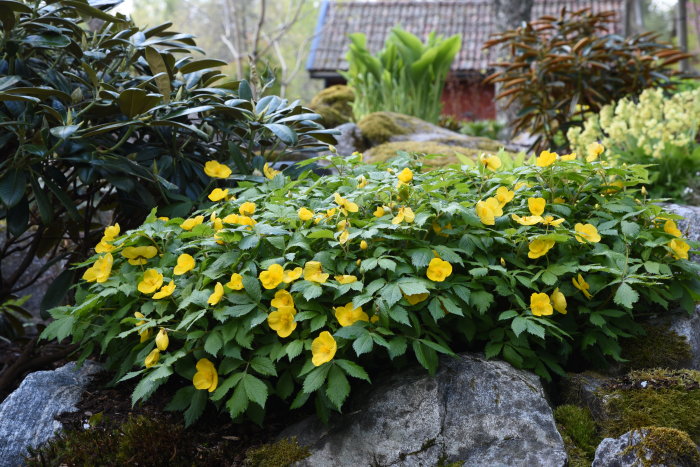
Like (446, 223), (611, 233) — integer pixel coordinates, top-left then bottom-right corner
(593, 426), (700, 467)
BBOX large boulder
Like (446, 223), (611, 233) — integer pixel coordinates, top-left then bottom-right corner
(310, 85), (355, 128)
(332, 122), (365, 157)
(593, 427), (700, 467)
(281, 353), (567, 466)
(0, 361), (101, 467)
(665, 306), (700, 371)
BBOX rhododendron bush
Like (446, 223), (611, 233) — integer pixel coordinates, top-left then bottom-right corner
(42, 151), (700, 425)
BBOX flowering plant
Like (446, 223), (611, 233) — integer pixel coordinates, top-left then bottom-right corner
(43, 151), (700, 425)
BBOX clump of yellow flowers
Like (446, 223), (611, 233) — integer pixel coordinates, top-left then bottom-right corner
(56, 152), (699, 427)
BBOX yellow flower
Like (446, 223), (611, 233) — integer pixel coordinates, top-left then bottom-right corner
(528, 197), (546, 216)
(122, 246), (158, 265)
(514, 182), (529, 191)
(337, 219), (348, 231)
(334, 275), (357, 284)
(103, 223), (120, 241)
(158, 216), (170, 221)
(138, 269), (164, 294)
(271, 289), (295, 309)
(325, 208), (337, 218)
(392, 206), (415, 224)
(139, 328), (151, 343)
(360, 240), (368, 250)
(669, 238), (690, 260)
(311, 331), (337, 366)
(542, 216), (565, 226)
(536, 150), (558, 167)
(338, 230), (349, 244)
(212, 217), (223, 231)
(530, 293), (553, 316)
(155, 328), (169, 351)
(495, 186), (515, 207)
(204, 160), (232, 178)
(574, 223), (601, 243)
(374, 206), (387, 217)
(303, 261), (329, 283)
(553, 197), (566, 204)
(404, 292), (429, 305)
(512, 214), (543, 226)
(94, 240), (114, 253)
(208, 188), (229, 202)
(561, 152), (577, 161)
(208, 282), (224, 305)
(357, 175), (368, 188)
(397, 167), (413, 184)
(259, 264), (284, 289)
(528, 237), (556, 259)
(334, 302), (369, 326)
(268, 307), (297, 337)
(263, 163), (281, 179)
(180, 215), (205, 231)
(572, 274), (592, 299)
(173, 253), (195, 275)
(426, 258), (453, 282)
(664, 220), (682, 238)
(334, 193), (359, 213)
(193, 358), (218, 392)
(476, 197), (503, 225)
(586, 142), (604, 162)
(298, 207), (314, 221)
(145, 349), (160, 368)
(550, 288), (567, 314)
(226, 273), (244, 290)
(480, 154), (502, 171)
(153, 280), (176, 299)
(239, 202), (256, 216)
(282, 267), (303, 283)
(82, 253), (114, 283)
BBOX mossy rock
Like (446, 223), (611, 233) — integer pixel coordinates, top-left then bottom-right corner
(357, 111), (422, 146)
(309, 85), (355, 128)
(619, 324), (693, 371)
(625, 427), (700, 467)
(364, 141), (516, 168)
(245, 437), (310, 467)
(596, 369), (700, 442)
(554, 404), (600, 467)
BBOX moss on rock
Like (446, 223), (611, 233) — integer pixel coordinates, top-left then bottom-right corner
(619, 324), (693, 370)
(310, 85), (355, 128)
(554, 404), (600, 466)
(598, 369), (700, 442)
(245, 437), (310, 467)
(357, 112), (415, 146)
(364, 141), (516, 168)
(624, 427), (700, 467)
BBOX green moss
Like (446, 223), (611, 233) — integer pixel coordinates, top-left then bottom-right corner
(598, 369), (700, 442)
(619, 324), (692, 370)
(623, 427), (700, 467)
(554, 404), (600, 465)
(364, 141), (515, 168)
(357, 112), (413, 146)
(310, 85), (355, 127)
(244, 437), (310, 467)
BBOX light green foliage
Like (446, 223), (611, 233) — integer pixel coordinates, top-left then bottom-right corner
(624, 427), (700, 467)
(310, 85), (355, 128)
(459, 120), (504, 141)
(554, 404), (600, 466)
(42, 153), (700, 425)
(245, 438), (310, 467)
(344, 27), (461, 122)
(568, 88), (700, 201)
(599, 369), (700, 441)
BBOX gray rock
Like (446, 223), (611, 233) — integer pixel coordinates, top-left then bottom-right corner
(665, 203), (700, 245)
(561, 372), (610, 420)
(663, 305), (700, 370)
(333, 122), (365, 157)
(282, 353), (567, 467)
(593, 428), (700, 467)
(0, 361), (101, 467)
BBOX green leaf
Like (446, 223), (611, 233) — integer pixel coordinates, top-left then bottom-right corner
(307, 229), (335, 239)
(166, 386), (196, 411)
(179, 58), (227, 74)
(303, 365), (330, 393)
(388, 336), (408, 359)
(396, 278), (430, 296)
(326, 365), (350, 409)
(226, 384), (248, 419)
(620, 221), (640, 237)
(408, 248), (433, 268)
(285, 340), (304, 361)
(242, 275), (261, 303)
(511, 317), (527, 337)
(184, 388), (208, 427)
(484, 341), (503, 359)
(335, 359), (370, 382)
(250, 356), (277, 376)
(242, 373), (268, 408)
(470, 290), (494, 314)
(589, 313), (606, 327)
(0, 169), (26, 207)
(412, 340), (438, 375)
(264, 123), (297, 145)
(353, 333), (374, 356)
(614, 283), (639, 309)
(204, 332), (223, 356)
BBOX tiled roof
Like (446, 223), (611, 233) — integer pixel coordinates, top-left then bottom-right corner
(307, 0), (626, 76)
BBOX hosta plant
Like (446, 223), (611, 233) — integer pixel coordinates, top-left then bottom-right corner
(42, 151), (700, 425)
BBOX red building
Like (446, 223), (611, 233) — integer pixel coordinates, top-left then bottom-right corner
(307, 0), (625, 121)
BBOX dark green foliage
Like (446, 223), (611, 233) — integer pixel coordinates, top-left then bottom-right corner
(0, 0), (335, 309)
(619, 324), (693, 370)
(554, 404), (600, 466)
(483, 8), (691, 151)
(244, 437), (310, 467)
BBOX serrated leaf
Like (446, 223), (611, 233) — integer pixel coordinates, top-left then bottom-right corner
(326, 365), (350, 409)
(511, 317), (527, 337)
(335, 359), (370, 382)
(242, 275), (261, 303)
(226, 383), (248, 419)
(303, 365), (330, 393)
(204, 332), (223, 356)
(412, 340), (438, 375)
(353, 333), (373, 356)
(243, 373), (268, 408)
(614, 283), (639, 309)
(470, 290), (494, 314)
(250, 356), (277, 376)
(184, 389), (208, 427)
(408, 248), (433, 268)
(620, 221), (640, 237)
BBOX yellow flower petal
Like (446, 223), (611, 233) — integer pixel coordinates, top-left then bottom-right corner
(207, 282), (224, 305)
(334, 275), (357, 284)
(226, 273), (244, 290)
(528, 198), (546, 216)
(138, 269), (164, 294)
(574, 223), (601, 243)
(208, 188), (229, 202)
(155, 328), (169, 351)
(426, 258), (452, 282)
(303, 261), (329, 283)
(311, 331), (337, 366)
(153, 280), (176, 299)
(173, 253), (196, 275)
(204, 160), (232, 178)
(259, 264), (284, 289)
(193, 358), (218, 392)
(530, 292), (553, 316)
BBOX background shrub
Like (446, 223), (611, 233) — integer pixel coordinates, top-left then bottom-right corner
(344, 27), (460, 123)
(0, 0), (335, 313)
(43, 150), (700, 425)
(483, 8), (690, 152)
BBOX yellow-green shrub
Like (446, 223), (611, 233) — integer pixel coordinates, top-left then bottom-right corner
(568, 88), (700, 201)
(42, 151), (700, 425)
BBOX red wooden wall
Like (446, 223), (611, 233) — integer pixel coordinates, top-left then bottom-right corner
(441, 75), (496, 121)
